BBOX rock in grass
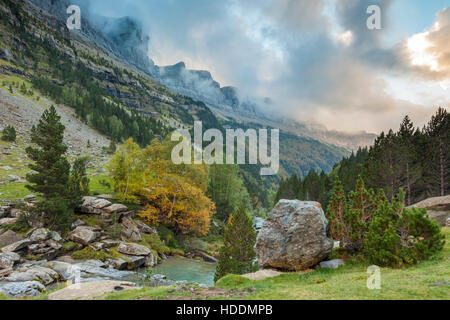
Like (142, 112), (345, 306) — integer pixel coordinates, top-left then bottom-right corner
(0, 206), (11, 218)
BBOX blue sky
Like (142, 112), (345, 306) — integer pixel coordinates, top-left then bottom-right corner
(87, 0), (450, 133)
(386, 0), (449, 44)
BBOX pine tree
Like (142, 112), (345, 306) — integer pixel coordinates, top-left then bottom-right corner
(1, 125), (16, 142)
(214, 206), (257, 282)
(25, 106), (72, 230)
(424, 107), (449, 197)
(397, 116), (421, 205)
(108, 139), (117, 154)
(364, 130), (403, 201)
(326, 179), (347, 244)
(68, 157), (90, 209)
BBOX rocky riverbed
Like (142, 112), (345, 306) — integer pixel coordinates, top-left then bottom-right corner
(0, 195), (215, 298)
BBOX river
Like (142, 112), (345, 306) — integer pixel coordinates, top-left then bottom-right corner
(152, 256), (217, 287)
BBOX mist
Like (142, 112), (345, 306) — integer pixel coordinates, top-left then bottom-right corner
(83, 0), (449, 134)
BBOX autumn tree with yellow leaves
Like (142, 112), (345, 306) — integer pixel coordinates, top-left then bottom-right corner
(109, 138), (215, 235)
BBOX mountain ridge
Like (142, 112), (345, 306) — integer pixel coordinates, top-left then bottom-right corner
(27, 0), (373, 151)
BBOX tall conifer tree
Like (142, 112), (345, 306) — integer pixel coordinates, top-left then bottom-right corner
(26, 106), (72, 229)
(214, 206), (257, 282)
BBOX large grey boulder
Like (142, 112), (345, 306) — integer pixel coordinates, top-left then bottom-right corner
(0, 230), (23, 247)
(121, 255), (146, 269)
(47, 280), (138, 300)
(107, 258), (128, 270)
(0, 281), (45, 297)
(5, 266), (60, 285)
(103, 203), (128, 215)
(80, 196), (112, 214)
(134, 220), (157, 235)
(0, 218), (18, 226)
(73, 260), (133, 279)
(121, 217), (142, 242)
(255, 200), (334, 271)
(0, 252), (21, 269)
(27, 228), (51, 242)
(117, 242), (151, 256)
(407, 195), (450, 227)
(1, 239), (31, 253)
(46, 261), (75, 281)
(68, 226), (99, 245)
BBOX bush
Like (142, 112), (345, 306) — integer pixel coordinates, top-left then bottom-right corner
(141, 233), (171, 255)
(156, 225), (178, 248)
(327, 177), (378, 252)
(1, 125), (16, 142)
(178, 236), (209, 253)
(328, 177), (445, 267)
(363, 191), (444, 267)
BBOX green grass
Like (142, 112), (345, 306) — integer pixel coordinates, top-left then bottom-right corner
(214, 227), (450, 300)
(88, 174), (114, 196)
(99, 227), (450, 301)
(102, 287), (180, 300)
(0, 182), (30, 201)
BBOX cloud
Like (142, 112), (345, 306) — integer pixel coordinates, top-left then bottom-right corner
(401, 7), (450, 81)
(85, 0), (449, 134)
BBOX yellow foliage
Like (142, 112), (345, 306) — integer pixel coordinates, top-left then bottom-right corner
(139, 174), (215, 235)
(109, 137), (215, 235)
(108, 138), (145, 202)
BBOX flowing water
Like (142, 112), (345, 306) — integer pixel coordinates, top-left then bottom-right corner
(152, 256), (217, 287)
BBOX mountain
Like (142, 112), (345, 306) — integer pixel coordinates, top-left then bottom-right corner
(29, 0), (373, 151)
(0, 0), (351, 207)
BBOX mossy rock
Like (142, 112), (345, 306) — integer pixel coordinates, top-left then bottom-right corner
(61, 241), (78, 252)
(72, 246), (112, 262)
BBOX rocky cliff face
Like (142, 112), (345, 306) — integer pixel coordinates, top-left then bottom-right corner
(26, 0), (374, 151)
(27, 0), (156, 74)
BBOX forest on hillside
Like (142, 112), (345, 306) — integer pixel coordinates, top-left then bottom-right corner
(275, 108), (450, 209)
